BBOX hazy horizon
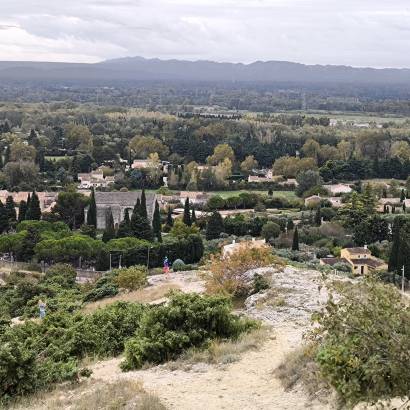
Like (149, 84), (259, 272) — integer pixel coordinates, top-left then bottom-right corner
(1, 0), (410, 69)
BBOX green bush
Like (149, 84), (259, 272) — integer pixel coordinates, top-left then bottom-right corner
(83, 272), (118, 302)
(0, 301), (145, 403)
(172, 259), (186, 271)
(113, 266), (147, 291)
(121, 292), (257, 370)
(252, 274), (270, 294)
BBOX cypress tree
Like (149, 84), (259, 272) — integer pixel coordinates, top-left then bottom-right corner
(131, 202), (153, 241)
(3, 145), (10, 165)
(152, 200), (162, 242)
(183, 198), (191, 226)
(287, 219), (294, 231)
(102, 209), (116, 243)
(191, 207), (197, 224)
(397, 220), (410, 279)
(5, 195), (16, 224)
(3, 121), (10, 133)
(134, 198), (141, 216)
(140, 189), (147, 219)
(117, 208), (132, 238)
(166, 206), (174, 227)
(0, 201), (9, 234)
(0, 153), (3, 170)
(400, 189), (406, 202)
(314, 207), (322, 226)
(292, 227), (299, 251)
(388, 216), (406, 272)
(206, 211), (224, 240)
(86, 188), (97, 227)
(18, 200), (27, 223)
(26, 191), (41, 220)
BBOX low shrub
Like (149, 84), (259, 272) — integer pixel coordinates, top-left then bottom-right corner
(121, 292), (257, 370)
(205, 244), (282, 297)
(252, 274), (270, 294)
(0, 301), (146, 403)
(172, 259), (186, 271)
(83, 272), (118, 302)
(114, 265), (147, 291)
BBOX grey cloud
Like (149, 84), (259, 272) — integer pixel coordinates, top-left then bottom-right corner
(0, 0), (410, 67)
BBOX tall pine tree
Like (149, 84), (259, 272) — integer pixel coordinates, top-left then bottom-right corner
(315, 207), (322, 226)
(183, 198), (192, 226)
(26, 191), (41, 220)
(5, 195), (16, 225)
(0, 201), (9, 234)
(152, 200), (162, 242)
(18, 200), (27, 223)
(206, 211), (223, 240)
(117, 208), (132, 238)
(102, 209), (116, 243)
(292, 227), (300, 251)
(397, 220), (410, 279)
(388, 216), (406, 272)
(87, 188), (97, 227)
(166, 206), (174, 227)
(191, 207), (197, 224)
(131, 203), (153, 241)
(140, 189), (148, 219)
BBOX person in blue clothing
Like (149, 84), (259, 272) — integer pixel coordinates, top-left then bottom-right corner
(38, 299), (46, 319)
(163, 256), (170, 275)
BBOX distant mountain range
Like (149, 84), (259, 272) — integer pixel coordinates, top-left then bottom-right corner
(0, 57), (409, 85)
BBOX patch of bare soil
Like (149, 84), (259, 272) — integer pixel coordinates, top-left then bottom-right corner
(83, 271), (206, 313)
(86, 266), (340, 410)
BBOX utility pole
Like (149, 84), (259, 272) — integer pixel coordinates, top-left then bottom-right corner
(402, 265), (405, 293)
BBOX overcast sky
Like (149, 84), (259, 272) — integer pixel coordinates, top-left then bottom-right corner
(0, 0), (409, 67)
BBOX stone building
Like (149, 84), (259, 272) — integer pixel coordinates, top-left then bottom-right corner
(85, 191), (156, 230)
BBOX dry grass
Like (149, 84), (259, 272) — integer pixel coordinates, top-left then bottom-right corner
(82, 283), (180, 313)
(165, 327), (269, 370)
(274, 346), (332, 403)
(9, 379), (166, 410)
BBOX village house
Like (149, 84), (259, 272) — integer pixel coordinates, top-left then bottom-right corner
(304, 194), (322, 208)
(84, 191), (156, 230)
(377, 197), (410, 213)
(323, 183), (352, 196)
(321, 246), (388, 275)
(0, 190), (58, 215)
(78, 169), (115, 189)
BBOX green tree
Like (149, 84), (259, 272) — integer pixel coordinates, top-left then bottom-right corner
(397, 220), (410, 279)
(183, 198), (192, 226)
(191, 207), (197, 224)
(315, 206), (322, 226)
(86, 188), (97, 227)
(130, 207), (153, 242)
(102, 210), (116, 243)
(5, 195), (16, 225)
(292, 227), (299, 251)
(0, 201), (9, 234)
(388, 216), (406, 273)
(140, 189), (147, 219)
(166, 207), (173, 227)
(52, 189), (87, 229)
(261, 221), (281, 242)
(117, 209), (132, 238)
(25, 191), (41, 221)
(152, 200), (162, 242)
(206, 211), (224, 240)
(17, 200), (27, 223)
(311, 278), (410, 407)
(400, 188), (406, 202)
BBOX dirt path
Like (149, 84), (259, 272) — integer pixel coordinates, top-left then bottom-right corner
(91, 325), (328, 410)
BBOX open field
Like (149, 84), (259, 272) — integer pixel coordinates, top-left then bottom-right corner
(205, 190), (297, 199)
